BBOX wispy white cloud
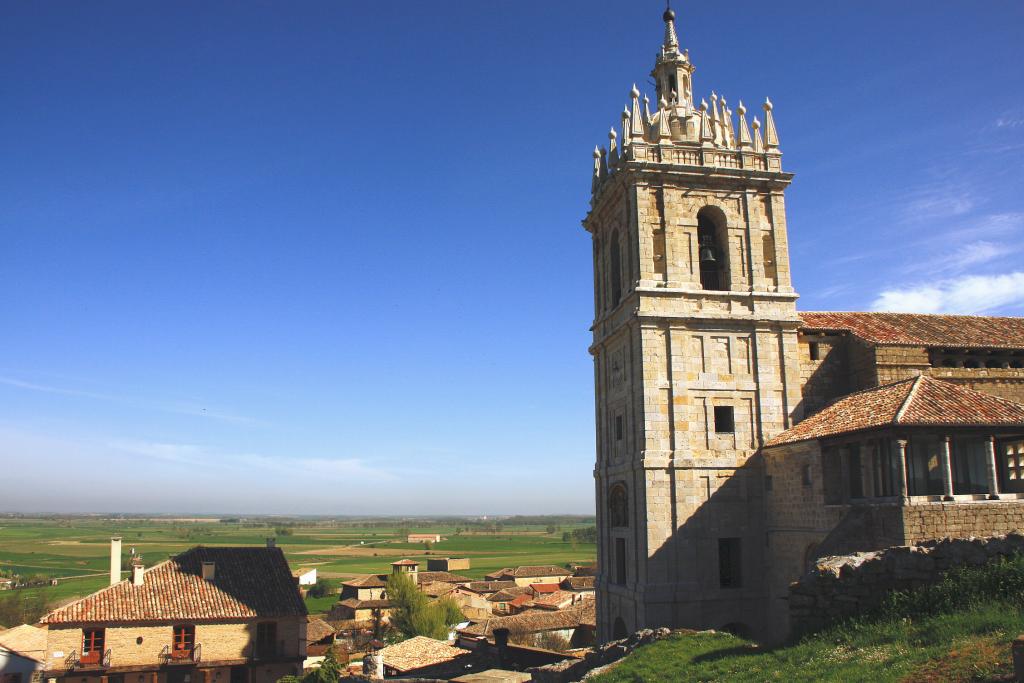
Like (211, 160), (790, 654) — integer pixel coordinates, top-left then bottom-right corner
(0, 375), (255, 425)
(871, 272), (1024, 314)
(996, 116), (1024, 129)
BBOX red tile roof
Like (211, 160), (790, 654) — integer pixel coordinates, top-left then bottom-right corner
(41, 547), (307, 625)
(766, 376), (1024, 446)
(342, 574), (388, 589)
(799, 311), (1024, 350)
(458, 603), (596, 638)
(378, 636), (470, 674)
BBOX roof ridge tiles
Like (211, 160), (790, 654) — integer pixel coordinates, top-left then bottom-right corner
(894, 375), (925, 424)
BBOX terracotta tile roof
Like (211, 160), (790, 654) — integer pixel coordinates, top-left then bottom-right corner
(306, 617), (335, 643)
(458, 603), (596, 638)
(487, 587), (531, 603)
(0, 624), (46, 661)
(417, 571), (472, 584)
(799, 311), (1024, 350)
(378, 636), (470, 673)
(391, 559), (420, 566)
(485, 566), (571, 580)
(419, 581), (457, 598)
(40, 547), (307, 625)
(342, 574), (388, 589)
(338, 598), (391, 610)
(463, 581), (517, 594)
(529, 583), (559, 594)
(531, 591), (576, 608)
(766, 376), (1024, 446)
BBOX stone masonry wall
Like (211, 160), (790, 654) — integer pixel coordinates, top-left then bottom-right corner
(789, 532), (1024, 635)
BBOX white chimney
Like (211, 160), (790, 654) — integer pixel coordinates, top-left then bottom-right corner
(202, 561), (216, 581)
(132, 563), (145, 586)
(110, 537), (122, 586)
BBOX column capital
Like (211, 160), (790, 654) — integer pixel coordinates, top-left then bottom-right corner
(943, 435), (952, 443)
(896, 439), (909, 449)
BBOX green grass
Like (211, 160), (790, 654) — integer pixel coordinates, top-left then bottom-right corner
(592, 557), (1024, 683)
(0, 517), (595, 618)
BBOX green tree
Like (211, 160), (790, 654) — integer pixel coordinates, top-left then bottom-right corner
(306, 579), (330, 599)
(385, 573), (463, 640)
(0, 590), (51, 626)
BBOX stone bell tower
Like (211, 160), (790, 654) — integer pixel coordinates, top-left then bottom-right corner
(585, 7), (803, 641)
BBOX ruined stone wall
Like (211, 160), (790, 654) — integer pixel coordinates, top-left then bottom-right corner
(901, 501), (1024, 543)
(789, 533), (1024, 635)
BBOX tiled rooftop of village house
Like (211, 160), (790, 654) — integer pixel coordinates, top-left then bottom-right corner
(305, 617), (335, 643)
(766, 376), (1024, 447)
(41, 547), (307, 624)
(378, 635), (470, 673)
(459, 602), (596, 638)
(799, 311), (1024, 350)
(417, 570), (473, 584)
(485, 565), (571, 579)
(0, 624), (46, 661)
(341, 574), (388, 588)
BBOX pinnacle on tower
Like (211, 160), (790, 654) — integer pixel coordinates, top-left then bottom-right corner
(662, 5), (679, 51)
(608, 127), (619, 165)
(699, 99), (714, 145)
(657, 98), (672, 141)
(763, 97), (780, 149)
(629, 85), (645, 141)
(591, 146), (602, 193)
(621, 107), (631, 147)
(752, 117), (764, 153)
(736, 101), (752, 149)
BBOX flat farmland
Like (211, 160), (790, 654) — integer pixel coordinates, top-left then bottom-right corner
(0, 517), (595, 616)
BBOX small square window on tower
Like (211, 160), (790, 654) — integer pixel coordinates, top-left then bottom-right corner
(713, 406), (735, 434)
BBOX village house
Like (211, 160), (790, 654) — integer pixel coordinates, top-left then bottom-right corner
(0, 624), (46, 683)
(585, 6), (1024, 643)
(406, 534), (441, 545)
(326, 559), (471, 623)
(37, 539), (307, 683)
(482, 567), (571, 587)
(291, 569), (317, 588)
(375, 636), (471, 679)
(456, 603), (596, 651)
(425, 559), (471, 573)
(300, 618), (336, 670)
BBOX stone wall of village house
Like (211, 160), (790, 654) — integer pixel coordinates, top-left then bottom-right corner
(49, 663), (296, 683)
(590, 175), (803, 642)
(43, 618), (305, 671)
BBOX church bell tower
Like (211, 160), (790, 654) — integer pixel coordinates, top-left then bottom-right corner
(585, 7), (803, 641)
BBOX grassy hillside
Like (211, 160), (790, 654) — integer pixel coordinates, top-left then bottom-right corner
(592, 557), (1024, 682)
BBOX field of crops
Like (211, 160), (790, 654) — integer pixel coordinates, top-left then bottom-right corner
(0, 516), (596, 616)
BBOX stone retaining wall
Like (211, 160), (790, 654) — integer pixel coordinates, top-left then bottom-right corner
(527, 628), (674, 683)
(789, 532), (1024, 635)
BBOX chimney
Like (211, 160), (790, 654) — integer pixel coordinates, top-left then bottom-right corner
(493, 628), (510, 668)
(110, 537), (122, 586)
(202, 561), (216, 581)
(266, 537), (276, 549)
(131, 563), (145, 586)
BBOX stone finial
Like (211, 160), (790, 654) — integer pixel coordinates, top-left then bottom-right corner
(710, 92), (722, 146)
(599, 145), (609, 179)
(752, 117), (764, 153)
(736, 101), (752, 150)
(621, 107), (631, 147)
(643, 94), (653, 127)
(699, 99), (714, 145)
(608, 127), (619, 165)
(630, 86), (645, 141)
(763, 97), (779, 149)
(591, 146), (602, 193)
(657, 99), (672, 141)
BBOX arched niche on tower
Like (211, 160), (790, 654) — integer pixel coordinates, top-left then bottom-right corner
(696, 205), (731, 291)
(609, 482), (629, 528)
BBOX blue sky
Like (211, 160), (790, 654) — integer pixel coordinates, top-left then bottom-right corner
(1, 2), (1022, 515)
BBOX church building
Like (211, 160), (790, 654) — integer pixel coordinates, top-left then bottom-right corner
(584, 8), (1024, 642)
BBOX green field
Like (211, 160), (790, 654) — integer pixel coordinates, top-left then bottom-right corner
(0, 516), (595, 619)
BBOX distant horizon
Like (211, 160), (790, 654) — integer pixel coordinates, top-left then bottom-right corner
(0, 511), (596, 519)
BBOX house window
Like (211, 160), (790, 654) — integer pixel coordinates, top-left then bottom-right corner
(801, 464), (812, 487)
(846, 443), (864, 499)
(718, 538), (742, 588)
(81, 628), (105, 664)
(614, 537), (627, 585)
(172, 625), (195, 659)
(808, 342), (820, 361)
(714, 406), (735, 434)
(1003, 441), (1024, 493)
(255, 622), (277, 659)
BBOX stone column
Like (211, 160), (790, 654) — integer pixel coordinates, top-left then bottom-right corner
(986, 436), (1001, 500)
(941, 436), (955, 500)
(896, 439), (910, 503)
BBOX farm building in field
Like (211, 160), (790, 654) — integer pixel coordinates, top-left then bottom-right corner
(406, 534), (441, 544)
(292, 568), (317, 586)
(38, 539), (307, 683)
(426, 557), (470, 572)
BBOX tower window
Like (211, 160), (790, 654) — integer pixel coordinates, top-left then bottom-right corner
(697, 208), (728, 291)
(609, 484), (628, 528)
(809, 342), (820, 361)
(614, 415), (624, 441)
(714, 406), (735, 434)
(718, 538), (742, 588)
